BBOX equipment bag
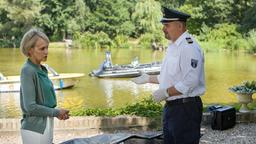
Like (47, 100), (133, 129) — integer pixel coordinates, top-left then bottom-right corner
(211, 106), (236, 130)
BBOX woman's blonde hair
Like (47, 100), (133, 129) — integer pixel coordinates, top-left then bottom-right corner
(20, 28), (50, 57)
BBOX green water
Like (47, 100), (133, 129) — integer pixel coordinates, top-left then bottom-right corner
(0, 48), (255, 118)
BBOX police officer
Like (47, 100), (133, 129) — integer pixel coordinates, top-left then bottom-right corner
(132, 6), (205, 144)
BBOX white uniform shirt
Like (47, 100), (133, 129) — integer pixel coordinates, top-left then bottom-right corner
(158, 31), (205, 101)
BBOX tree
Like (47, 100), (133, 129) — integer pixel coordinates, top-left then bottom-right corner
(159, 0), (185, 8)
(84, 0), (134, 38)
(230, 0), (254, 24)
(132, 0), (162, 37)
(66, 0), (90, 34)
(180, 0), (234, 34)
(179, 4), (205, 35)
(36, 0), (90, 41)
(0, 0), (43, 47)
(241, 1), (256, 32)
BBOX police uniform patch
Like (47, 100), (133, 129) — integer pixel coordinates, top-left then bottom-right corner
(191, 59), (198, 68)
(186, 37), (193, 44)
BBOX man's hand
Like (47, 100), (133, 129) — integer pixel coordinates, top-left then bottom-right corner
(152, 89), (169, 102)
(57, 108), (70, 120)
(131, 73), (150, 84)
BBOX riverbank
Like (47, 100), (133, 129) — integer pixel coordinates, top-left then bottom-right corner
(0, 112), (256, 144)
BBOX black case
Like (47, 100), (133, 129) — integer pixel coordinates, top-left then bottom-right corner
(211, 106), (236, 130)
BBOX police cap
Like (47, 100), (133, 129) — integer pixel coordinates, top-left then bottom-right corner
(160, 6), (191, 23)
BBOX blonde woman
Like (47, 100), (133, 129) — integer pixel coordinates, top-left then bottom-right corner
(20, 28), (69, 144)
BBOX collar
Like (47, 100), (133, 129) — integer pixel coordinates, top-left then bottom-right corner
(174, 31), (189, 46)
(27, 58), (40, 69)
(27, 59), (47, 73)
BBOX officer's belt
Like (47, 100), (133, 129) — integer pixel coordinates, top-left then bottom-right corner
(166, 96), (201, 106)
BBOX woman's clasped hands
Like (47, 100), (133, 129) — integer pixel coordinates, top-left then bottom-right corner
(57, 108), (70, 120)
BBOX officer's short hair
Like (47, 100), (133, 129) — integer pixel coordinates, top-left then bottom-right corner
(20, 28), (49, 57)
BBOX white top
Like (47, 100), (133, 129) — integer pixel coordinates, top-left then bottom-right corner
(158, 31), (205, 101)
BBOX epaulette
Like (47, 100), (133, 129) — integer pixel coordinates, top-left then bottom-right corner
(186, 37), (193, 44)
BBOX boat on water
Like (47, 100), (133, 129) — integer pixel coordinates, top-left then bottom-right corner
(0, 64), (85, 93)
(89, 51), (161, 78)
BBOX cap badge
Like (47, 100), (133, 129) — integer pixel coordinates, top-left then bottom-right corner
(186, 37), (193, 44)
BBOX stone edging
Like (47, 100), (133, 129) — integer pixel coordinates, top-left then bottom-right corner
(0, 112), (256, 132)
(0, 116), (161, 132)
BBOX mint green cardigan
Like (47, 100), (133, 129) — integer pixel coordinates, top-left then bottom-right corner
(20, 59), (60, 134)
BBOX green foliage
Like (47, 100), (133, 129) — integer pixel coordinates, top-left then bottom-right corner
(198, 23), (244, 50)
(229, 0), (255, 25)
(37, 0), (71, 40)
(132, 0), (162, 37)
(84, 0), (134, 38)
(112, 35), (131, 49)
(119, 98), (163, 117)
(139, 33), (156, 49)
(184, 0), (233, 27)
(0, 0), (256, 50)
(181, 0), (255, 35)
(0, 0), (43, 47)
(70, 97), (163, 117)
(182, 0), (256, 35)
(241, 1), (256, 32)
(245, 29), (256, 53)
(179, 4), (205, 35)
(73, 31), (112, 49)
(138, 31), (166, 49)
(0, 39), (14, 48)
(229, 80), (256, 94)
(159, 0), (185, 8)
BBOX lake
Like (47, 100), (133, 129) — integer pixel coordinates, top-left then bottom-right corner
(0, 48), (255, 118)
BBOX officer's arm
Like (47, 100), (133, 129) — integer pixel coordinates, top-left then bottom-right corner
(173, 46), (202, 95)
(166, 86), (182, 96)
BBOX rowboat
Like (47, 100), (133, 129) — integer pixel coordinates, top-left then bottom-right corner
(0, 65), (84, 93)
(89, 51), (161, 78)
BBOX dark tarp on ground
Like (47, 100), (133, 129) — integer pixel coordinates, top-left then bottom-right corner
(60, 131), (163, 144)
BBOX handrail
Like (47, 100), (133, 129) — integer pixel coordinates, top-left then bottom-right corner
(0, 73), (6, 80)
(42, 64), (59, 76)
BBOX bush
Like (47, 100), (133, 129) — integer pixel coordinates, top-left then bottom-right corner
(70, 97), (163, 117)
(112, 35), (131, 49)
(229, 80), (256, 94)
(198, 23), (245, 51)
(0, 37), (20, 48)
(73, 31), (113, 49)
(0, 39), (13, 48)
(138, 31), (167, 49)
(245, 29), (256, 53)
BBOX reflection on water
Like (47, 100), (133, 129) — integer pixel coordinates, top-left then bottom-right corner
(0, 92), (20, 118)
(0, 48), (255, 118)
(98, 79), (158, 107)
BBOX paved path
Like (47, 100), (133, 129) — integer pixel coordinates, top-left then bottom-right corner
(1, 123), (256, 144)
(200, 123), (256, 144)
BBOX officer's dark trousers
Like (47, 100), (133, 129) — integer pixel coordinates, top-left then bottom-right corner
(163, 97), (203, 144)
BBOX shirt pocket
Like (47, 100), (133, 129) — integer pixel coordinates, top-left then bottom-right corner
(166, 56), (179, 76)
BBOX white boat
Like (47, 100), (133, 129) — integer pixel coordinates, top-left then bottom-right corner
(89, 51), (161, 78)
(89, 62), (161, 78)
(0, 65), (84, 93)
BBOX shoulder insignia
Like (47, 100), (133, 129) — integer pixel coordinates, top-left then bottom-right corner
(186, 37), (193, 44)
(191, 59), (198, 68)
